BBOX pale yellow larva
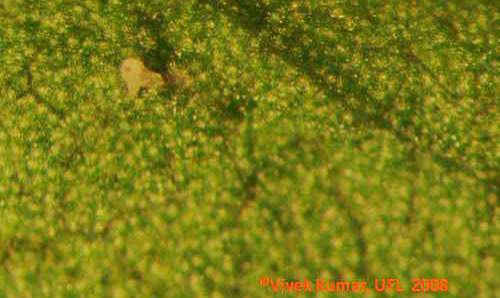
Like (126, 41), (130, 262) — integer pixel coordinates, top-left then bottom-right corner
(120, 56), (165, 96)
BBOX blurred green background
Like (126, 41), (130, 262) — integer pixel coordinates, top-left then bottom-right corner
(0, 0), (498, 297)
